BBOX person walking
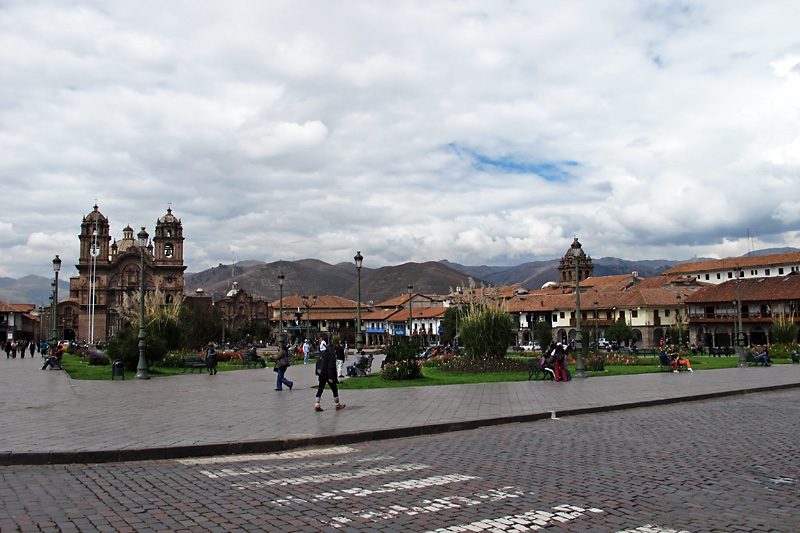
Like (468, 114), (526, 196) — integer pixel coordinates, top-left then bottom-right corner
(302, 339), (310, 364)
(274, 343), (294, 391)
(314, 346), (345, 412)
(205, 343), (218, 375)
(335, 341), (346, 378)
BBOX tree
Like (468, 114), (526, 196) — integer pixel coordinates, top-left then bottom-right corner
(533, 320), (552, 349)
(772, 316), (798, 345)
(179, 302), (222, 349)
(604, 319), (634, 345)
(441, 306), (466, 345)
(459, 304), (516, 359)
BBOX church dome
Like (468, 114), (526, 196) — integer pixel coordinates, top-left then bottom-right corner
(159, 207), (179, 224)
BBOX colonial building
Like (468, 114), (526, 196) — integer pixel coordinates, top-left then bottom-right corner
(662, 251), (800, 284)
(683, 272), (800, 347)
(506, 273), (703, 348)
(216, 282), (271, 342)
(1, 301), (39, 343)
(67, 205), (186, 342)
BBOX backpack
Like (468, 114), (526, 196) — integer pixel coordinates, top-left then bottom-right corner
(315, 356), (326, 377)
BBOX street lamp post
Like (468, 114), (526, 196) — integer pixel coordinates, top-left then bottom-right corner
(676, 294), (683, 347)
(278, 272), (285, 345)
(407, 284), (413, 339)
(136, 228), (150, 379)
(571, 239), (585, 377)
(51, 255), (61, 347)
(301, 294), (317, 345)
(734, 265), (746, 367)
(594, 301), (599, 349)
(354, 251), (363, 351)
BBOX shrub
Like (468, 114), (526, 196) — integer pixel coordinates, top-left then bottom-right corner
(585, 353), (605, 372)
(381, 360), (423, 380)
(87, 351), (110, 366)
(459, 304), (515, 359)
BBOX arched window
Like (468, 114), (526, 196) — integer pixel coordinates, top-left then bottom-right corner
(165, 243), (174, 257)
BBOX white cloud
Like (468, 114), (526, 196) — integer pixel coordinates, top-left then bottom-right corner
(1, 0), (799, 279)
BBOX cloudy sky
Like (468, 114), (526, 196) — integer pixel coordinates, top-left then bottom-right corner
(2, 1), (799, 280)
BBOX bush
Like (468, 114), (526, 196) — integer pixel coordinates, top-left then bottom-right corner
(381, 360), (423, 380)
(87, 351), (110, 366)
(585, 353), (605, 372)
(459, 305), (515, 359)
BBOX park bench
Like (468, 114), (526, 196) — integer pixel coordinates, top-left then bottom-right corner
(241, 351), (264, 369)
(527, 358), (554, 381)
(657, 355), (674, 372)
(746, 353), (769, 367)
(352, 355), (374, 377)
(183, 354), (207, 373)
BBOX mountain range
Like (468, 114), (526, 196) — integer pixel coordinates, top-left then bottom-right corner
(3, 247), (796, 306)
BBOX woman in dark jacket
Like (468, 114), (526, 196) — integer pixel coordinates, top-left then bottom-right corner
(315, 347), (345, 411)
(275, 344), (293, 391)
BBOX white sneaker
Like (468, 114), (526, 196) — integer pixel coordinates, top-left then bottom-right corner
(673, 370), (678, 373)
(688, 368), (693, 372)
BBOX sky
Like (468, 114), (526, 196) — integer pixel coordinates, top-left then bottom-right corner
(2, 0), (799, 280)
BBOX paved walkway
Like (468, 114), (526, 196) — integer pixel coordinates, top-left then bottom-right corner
(1, 354), (799, 465)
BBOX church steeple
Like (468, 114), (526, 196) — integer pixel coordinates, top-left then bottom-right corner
(558, 237), (593, 286)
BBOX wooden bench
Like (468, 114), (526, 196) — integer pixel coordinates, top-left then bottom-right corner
(184, 354), (207, 373)
(746, 353), (769, 366)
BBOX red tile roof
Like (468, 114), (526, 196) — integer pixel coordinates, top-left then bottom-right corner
(663, 251), (800, 275)
(683, 272), (800, 303)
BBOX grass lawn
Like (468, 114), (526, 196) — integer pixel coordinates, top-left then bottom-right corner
(338, 354), (791, 389)
(59, 352), (792, 384)
(60, 353), (244, 380)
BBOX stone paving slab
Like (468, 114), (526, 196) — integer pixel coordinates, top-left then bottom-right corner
(1, 354), (799, 465)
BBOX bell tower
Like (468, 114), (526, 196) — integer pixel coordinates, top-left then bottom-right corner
(78, 205), (111, 266)
(558, 237), (593, 285)
(153, 207), (184, 263)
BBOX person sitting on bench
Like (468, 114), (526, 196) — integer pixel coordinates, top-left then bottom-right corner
(671, 351), (693, 372)
(755, 348), (772, 366)
(41, 345), (63, 370)
(661, 349), (678, 371)
(347, 350), (367, 377)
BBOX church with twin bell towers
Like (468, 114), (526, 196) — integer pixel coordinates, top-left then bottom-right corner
(67, 205), (186, 343)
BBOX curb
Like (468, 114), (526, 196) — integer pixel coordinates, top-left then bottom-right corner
(3, 382), (798, 466)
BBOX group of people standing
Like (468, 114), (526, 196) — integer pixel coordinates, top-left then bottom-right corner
(4, 339), (36, 358)
(539, 342), (572, 381)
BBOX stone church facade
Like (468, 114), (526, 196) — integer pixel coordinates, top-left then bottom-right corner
(67, 205), (186, 343)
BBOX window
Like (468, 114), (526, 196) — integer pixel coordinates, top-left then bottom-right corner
(728, 272), (733, 278)
(750, 270), (757, 275)
(716, 273), (721, 279)
(665, 309), (670, 317)
(560, 311), (565, 319)
(165, 243), (174, 257)
(631, 310), (638, 318)
(778, 268), (784, 275)
(552, 314), (558, 322)
(765, 269), (770, 275)
(705, 274), (710, 280)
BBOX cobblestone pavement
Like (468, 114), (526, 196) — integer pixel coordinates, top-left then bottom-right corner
(1, 390), (798, 532)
